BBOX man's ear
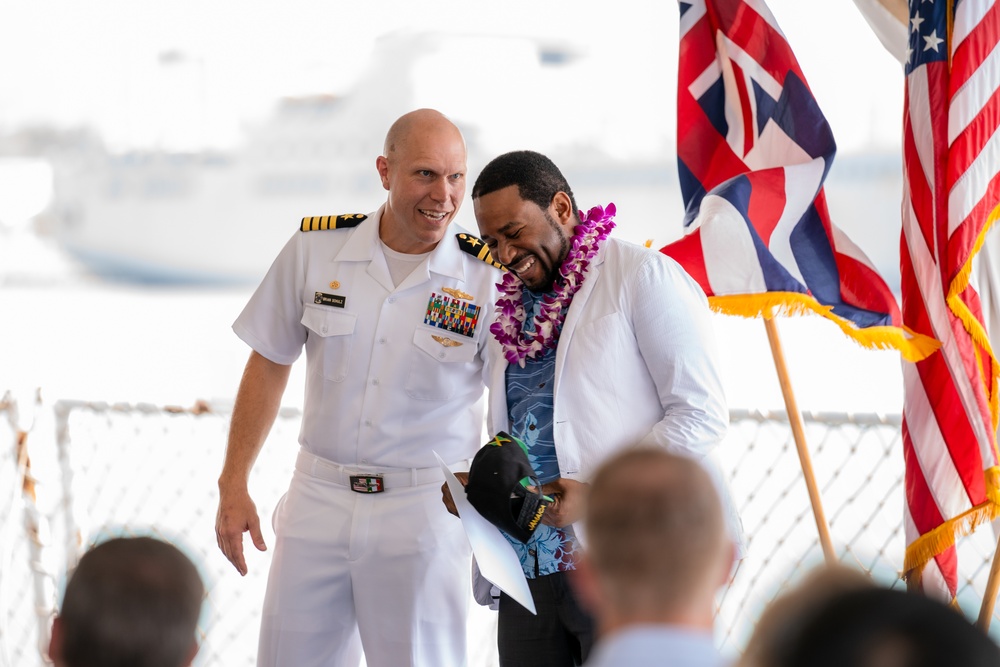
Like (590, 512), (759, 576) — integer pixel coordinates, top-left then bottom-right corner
(48, 616), (64, 664)
(375, 156), (391, 191)
(550, 191), (576, 229)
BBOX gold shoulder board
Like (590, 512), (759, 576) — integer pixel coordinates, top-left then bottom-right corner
(300, 213), (368, 232)
(455, 233), (505, 270)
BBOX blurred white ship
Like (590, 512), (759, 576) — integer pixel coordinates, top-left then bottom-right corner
(48, 95), (383, 284)
(39, 30), (903, 288)
(42, 32), (607, 284)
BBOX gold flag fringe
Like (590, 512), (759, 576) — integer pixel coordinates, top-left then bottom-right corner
(706, 292), (941, 362)
(903, 467), (1000, 586)
(947, 202), (1000, 438)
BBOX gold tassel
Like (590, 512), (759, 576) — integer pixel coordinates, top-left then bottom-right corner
(707, 292), (941, 362)
(946, 201), (1000, 446)
(903, 498), (1000, 581)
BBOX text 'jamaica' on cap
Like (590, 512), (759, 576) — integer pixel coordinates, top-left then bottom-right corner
(465, 432), (550, 543)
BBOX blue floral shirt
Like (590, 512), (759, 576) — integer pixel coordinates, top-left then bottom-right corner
(503, 288), (582, 578)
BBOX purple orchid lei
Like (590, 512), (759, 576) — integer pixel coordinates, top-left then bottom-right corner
(489, 203), (617, 368)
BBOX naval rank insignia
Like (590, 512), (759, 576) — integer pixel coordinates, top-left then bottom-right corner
(423, 291), (481, 338)
(456, 233), (505, 269)
(301, 213), (368, 232)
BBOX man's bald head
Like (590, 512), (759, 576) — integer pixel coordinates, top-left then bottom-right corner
(584, 448), (732, 623)
(383, 109), (465, 160)
(375, 108), (467, 253)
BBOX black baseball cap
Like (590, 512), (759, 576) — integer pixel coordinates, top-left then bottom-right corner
(465, 432), (551, 543)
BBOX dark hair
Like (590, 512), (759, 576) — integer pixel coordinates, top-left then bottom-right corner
(781, 587), (1000, 667)
(472, 150), (578, 216)
(59, 536), (204, 667)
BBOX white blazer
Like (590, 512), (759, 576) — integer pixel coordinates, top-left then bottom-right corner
(485, 237), (745, 550)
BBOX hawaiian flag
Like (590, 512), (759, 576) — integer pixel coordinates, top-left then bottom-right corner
(662, 0), (937, 361)
(900, 0), (1000, 599)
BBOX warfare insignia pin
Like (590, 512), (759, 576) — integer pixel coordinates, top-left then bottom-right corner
(431, 335), (463, 348)
(442, 286), (474, 301)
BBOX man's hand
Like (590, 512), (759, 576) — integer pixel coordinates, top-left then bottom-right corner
(215, 484), (267, 576)
(441, 472), (469, 517)
(540, 478), (590, 528)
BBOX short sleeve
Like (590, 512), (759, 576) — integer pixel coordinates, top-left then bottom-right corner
(232, 231), (307, 365)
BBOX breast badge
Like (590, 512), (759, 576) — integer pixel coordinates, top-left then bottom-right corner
(442, 286), (474, 301)
(431, 335), (463, 348)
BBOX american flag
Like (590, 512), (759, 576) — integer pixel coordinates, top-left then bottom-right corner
(662, 0), (937, 361)
(901, 0), (1000, 598)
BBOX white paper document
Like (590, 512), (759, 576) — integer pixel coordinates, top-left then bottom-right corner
(434, 451), (536, 615)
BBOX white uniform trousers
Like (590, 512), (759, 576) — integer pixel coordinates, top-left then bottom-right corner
(257, 453), (472, 667)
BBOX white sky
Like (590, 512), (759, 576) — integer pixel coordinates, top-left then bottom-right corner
(0, 0), (905, 156)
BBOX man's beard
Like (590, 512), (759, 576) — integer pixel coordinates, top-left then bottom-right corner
(529, 209), (570, 293)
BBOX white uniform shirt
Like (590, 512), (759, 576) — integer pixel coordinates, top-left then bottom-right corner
(234, 205), (501, 469)
(585, 626), (727, 667)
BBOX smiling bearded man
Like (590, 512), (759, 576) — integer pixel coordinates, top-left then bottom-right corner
(449, 149), (745, 667)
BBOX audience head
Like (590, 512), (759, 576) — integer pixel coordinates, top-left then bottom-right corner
(738, 565), (875, 667)
(739, 566), (1000, 667)
(576, 447), (734, 633)
(49, 536), (204, 667)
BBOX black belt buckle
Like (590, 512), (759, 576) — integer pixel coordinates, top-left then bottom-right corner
(350, 474), (384, 493)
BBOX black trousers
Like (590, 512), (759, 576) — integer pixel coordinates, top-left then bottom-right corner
(497, 571), (595, 667)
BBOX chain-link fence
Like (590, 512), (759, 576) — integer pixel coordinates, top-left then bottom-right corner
(3, 394), (1000, 666)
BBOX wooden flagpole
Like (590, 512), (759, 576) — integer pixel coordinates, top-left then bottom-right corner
(763, 312), (837, 564)
(977, 533), (1000, 630)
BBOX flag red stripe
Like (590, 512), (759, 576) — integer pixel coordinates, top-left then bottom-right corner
(677, 98), (748, 187)
(833, 253), (902, 322)
(946, 85), (1000, 190)
(949, 1), (1000, 93)
(918, 347), (988, 503)
(661, 230), (714, 296)
(903, 419), (950, 535)
(927, 67), (954, 285)
(746, 169), (786, 244)
(903, 113), (939, 261)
